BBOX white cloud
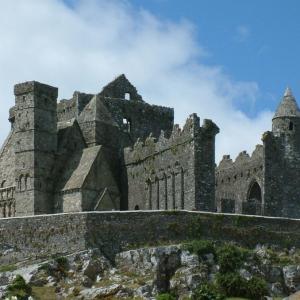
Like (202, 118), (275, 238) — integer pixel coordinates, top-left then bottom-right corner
(0, 0), (272, 163)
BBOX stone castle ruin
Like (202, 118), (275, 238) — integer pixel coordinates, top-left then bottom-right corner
(0, 75), (219, 217)
(1, 76), (300, 219)
(216, 88), (300, 218)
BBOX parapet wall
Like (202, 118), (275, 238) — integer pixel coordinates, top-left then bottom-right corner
(57, 92), (94, 122)
(124, 114), (218, 211)
(124, 114), (200, 164)
(216, 145), (264, 214)
(1, 211), (300, 265)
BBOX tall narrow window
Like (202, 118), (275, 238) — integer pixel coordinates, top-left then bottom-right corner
(181, 168), (185, 209)
(156, 178), (160, 210)
(289, 121), (294, 131)
(25, 174), (30, 190)
(164, 174), (168, 210)
(172, 173), (176, 209)
(147, 179), (152, 209)
(123, 118), (131, 133)
(125, 93), (130, 100)
(19, 175), (24, 191)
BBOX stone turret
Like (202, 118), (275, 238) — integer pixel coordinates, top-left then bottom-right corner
(263, 87), (300, 218)
(272, 87), (300, 135)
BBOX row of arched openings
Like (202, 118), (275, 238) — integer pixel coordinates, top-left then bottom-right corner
(17, 174), (30, 191)
(146, 169), (185, 210)
(0, 202), (16, 218)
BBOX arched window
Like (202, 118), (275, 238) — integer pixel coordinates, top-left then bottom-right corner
(0, 180), (5, 188)
(19, 175), (24, 191)
(289, 121), (294, 131)
(248, 181), (261, 201)
(155, 178), (160, 210)
(134, 205), (140, 210)
(172, 173), (176, 209)
(164, 174), (168, 210)
(25, 174), (30, 190)
(244, 181), (262, 215)
(146, 179), (152, 209)
(181, 168), (185, 209)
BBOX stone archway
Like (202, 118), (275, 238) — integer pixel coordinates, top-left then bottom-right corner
(244, 181), (262, 215)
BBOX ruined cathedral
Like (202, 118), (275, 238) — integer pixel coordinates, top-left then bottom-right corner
(0, 75), (219, 218)
(1, 75), (300, 219)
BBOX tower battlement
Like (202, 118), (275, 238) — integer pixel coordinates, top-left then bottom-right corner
(124, 114), (218, 165)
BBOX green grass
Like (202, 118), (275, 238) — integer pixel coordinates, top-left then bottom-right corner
(31, 286), (57, 300)
(0, 264), (17, 272)
(226, 298), (250, 300)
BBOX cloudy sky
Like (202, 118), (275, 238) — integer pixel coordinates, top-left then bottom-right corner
(0, 0), (299, 162)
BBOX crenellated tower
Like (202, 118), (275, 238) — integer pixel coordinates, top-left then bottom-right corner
(263, 87), (300, 217)
(14, 81), (58, 216)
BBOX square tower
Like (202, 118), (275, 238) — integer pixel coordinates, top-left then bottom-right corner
(14, 81), (58, 216)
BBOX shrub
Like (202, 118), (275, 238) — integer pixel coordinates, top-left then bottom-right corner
(216, 272), (247, 297)
(216, 273), (268, 299)
(192, 284), (225, 300)
(55, 256), (69, 275)
(216, 243), (249, 273)
(38, 262), (51, 273)
(156, 293), (176, 300)
(183, 240), (215, 258)
(246, 276), (268, 299)
(55, 256), (68, 269)
(5, 274), (32, 300)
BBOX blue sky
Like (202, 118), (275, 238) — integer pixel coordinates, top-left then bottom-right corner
(64, 0), (300, 115)
(1, 0), (299, 161)
(129, 0), (300, 114)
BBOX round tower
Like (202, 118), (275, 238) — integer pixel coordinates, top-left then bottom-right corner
(272, 87), (300, 135)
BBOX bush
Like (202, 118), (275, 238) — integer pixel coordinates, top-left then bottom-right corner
(5, 274), (32, 300)
(183, 240), (215, 258)
(55, 256), (69, 275)
(55, 256), (68, 269)
(156, 293), (176, 300)
(192, 284), (225, 300)
(216, 272), (247, 297)
(216, 243), (249, 273)
(216, 273), (268, 299)
(246, 276), (268, 299)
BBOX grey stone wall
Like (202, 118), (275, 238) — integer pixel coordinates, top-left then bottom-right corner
(1, 211), (300, 265)
(0, 213), (87, 265)
(99, 96), (174, 146)
(216, 89), (300, 219)
(216, 145), (264, 214)
(124, 114), (219, 211)
(0, 131), (16, 188)
(263, 116), (300, 218)
(57, 92), (93, 122)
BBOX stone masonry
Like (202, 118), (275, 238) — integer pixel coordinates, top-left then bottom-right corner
(0, 75), (219, 217)
(216, 88), (300, 218)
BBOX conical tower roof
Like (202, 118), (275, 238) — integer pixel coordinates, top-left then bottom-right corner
(273, 87), (300, 119)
